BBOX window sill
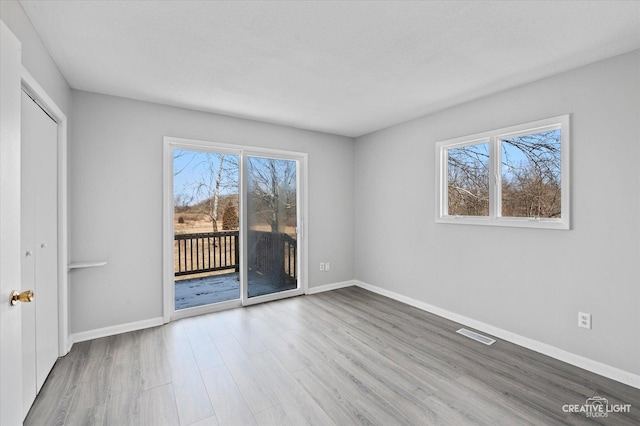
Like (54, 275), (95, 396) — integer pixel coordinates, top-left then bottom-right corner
(436, 216), (569, 230)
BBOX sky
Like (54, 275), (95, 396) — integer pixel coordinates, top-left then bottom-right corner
(448, 129), (561, 181)
(173, 149), (239, 204)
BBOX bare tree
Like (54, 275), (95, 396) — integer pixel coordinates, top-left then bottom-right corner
(246, 158), (297, 282)
(173, 150), (196, 214)
(173, 150), (196, 176)
(173, 192), (193, 212)
(247, 158), (296, 232)
(501, 131), (561, 218)
(196, 153), (225, 231)
(189, 153), (239, 232)
(447, 130), (561, 218)
(447, 144), (490, 216)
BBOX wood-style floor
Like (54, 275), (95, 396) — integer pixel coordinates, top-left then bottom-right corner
(25, 287), (640, 425)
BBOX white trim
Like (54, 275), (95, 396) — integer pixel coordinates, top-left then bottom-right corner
(1, 21), (24, 426)
(164, 136), (308, 160)
(163, 139), (246, 321)
(240, 149), (247, 304)
(244, 286), (305, 305)
(306, 280), (355, 295)
(69, 317), (164, 345)
(172, 299), (242, 321)
(162, 137), (309, 320)
(354, 280), (640, 390)
(436, 115), (570, 230)
(241, 150), (308, 307)
(162, 139), (174, 323)
(20, 67), (70, 356)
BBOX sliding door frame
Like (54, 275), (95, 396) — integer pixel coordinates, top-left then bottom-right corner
(162, 137), (308, 322)
(241, 150), (306, 306)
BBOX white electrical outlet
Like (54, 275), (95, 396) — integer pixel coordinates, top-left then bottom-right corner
(320, 262), (325, 271)
(325, 262), (330, 271)
(578, 312), (591, 329)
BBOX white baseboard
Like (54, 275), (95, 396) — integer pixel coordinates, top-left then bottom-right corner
(306, 280), (355, 295)
(69, 317), (164, 345)
(63, 335), (73, 355)
(68, 281), (355, 347)
(354, 280), (640, 390)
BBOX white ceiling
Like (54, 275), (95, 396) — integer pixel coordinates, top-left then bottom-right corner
(19, 0), (640, 137)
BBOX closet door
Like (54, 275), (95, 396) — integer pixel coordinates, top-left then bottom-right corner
(21, 91), (37, 417)
(33, 93), (58, 392)
(21, 91), (59, 417)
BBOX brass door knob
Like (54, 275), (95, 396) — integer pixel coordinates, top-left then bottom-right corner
(10, 290), (34, 305)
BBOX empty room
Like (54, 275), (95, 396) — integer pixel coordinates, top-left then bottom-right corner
(1, 1), (640, 425)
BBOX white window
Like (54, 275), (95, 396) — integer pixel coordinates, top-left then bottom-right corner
(436, 115), (570, 230)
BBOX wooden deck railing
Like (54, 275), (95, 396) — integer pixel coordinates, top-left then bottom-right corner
(174, 230), (297, 280)
(247, 231), (297, 282)
(174, 231), (239, 276)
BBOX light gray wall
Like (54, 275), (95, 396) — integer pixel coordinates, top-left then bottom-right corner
(5, 0), (638, 377)
(354, 50), (640, 375)
(68, 90), (354, 334)
(0, 1), (70, 114)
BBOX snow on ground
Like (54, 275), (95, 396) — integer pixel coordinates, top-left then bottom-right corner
(174, 272), (296, 310)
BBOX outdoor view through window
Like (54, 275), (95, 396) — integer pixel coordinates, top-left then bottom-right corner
(446, 129), (562, 219)
(173, 150), (298, 310)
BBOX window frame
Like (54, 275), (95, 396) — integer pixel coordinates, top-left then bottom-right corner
(436, 115), (570, 230)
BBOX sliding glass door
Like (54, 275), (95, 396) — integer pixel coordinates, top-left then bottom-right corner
(244, 156), (300, 303)
(164, 138), (306, 320)
(172, 148), (240, 311)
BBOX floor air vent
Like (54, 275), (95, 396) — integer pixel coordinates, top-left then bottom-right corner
(456, 328), (496, 345)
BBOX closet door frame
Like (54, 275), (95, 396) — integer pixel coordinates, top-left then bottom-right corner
(21, 67), (69, 356)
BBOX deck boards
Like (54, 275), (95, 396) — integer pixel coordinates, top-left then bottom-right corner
(175, 272), (297, 310)
(25, 287), (640, 425)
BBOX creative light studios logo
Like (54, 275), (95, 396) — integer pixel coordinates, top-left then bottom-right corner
(562, 396), (632, 418)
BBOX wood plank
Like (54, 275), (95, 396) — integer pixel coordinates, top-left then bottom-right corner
(139, 326), (172, 391)
(62, 404), (106, 426)
(188, 416), (220, 426)
(251, 327), (313, 374)
(212, 335), (279, 414)
(250, 350), (334, 425)
(102, 389), (139, 425)
(289, 322), (438, 425)
(182, 315), (215, 350)
(293, 366), (377, 425)
(66, 337), (116, 413)
(192, 342), (225, 371)
(23, 342), (90, 425)
(200, 365), (256, 426)
(138, 383), (180, 426)
(164, 320), (215, 425)
(24, 287), (640, 426)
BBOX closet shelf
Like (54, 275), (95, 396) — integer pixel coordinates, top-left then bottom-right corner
(68, 261), (107, 270)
